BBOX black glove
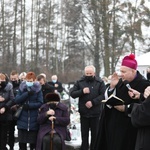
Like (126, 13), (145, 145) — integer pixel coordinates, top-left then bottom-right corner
(28, 90), (34, 96)
(5, 100), (15, 108)
(23, 104), (29, 110)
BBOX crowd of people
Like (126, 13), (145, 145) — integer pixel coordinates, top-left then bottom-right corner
(0, 53), (150, 150)
(0, 71), (66, 150)
(70, 54), (150, 150)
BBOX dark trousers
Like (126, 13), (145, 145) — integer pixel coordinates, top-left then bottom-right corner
(80, 116), (99, 150)
(7, 120), (16, 149)
(0, 121), (9, 150)
(19, 143), (36, 150)
(42, 133), (62, 150)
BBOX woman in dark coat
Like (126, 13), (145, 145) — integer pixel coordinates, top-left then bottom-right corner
(0, 73), (14, 150)
(14, 72), (43, 150)
(36, 74), (54, 103)
(131, 86), (150, 150)
(36, 92), (70, 150)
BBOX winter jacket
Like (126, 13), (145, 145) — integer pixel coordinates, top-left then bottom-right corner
(36, 102), (70, 150)
(14, 81), (43, 131)
(70, 76), (106, 117)
(41, 82), (54, 103)
(48, 81), (63, 93)
(0, 82), (14, 121)
(131, 95), (150, 150)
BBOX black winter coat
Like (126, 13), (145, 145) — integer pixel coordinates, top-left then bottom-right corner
(41, 82), (54, 103)
(131, 95), (150, 150)
(94, 71), (150, 150)
(48, 81), (63, 93)
(0, 82), (14, 121)
(70, 76), (106, 117)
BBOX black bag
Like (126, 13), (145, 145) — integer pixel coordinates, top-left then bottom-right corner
(14, 105), (23, 119)
(66, 128), (71, 141)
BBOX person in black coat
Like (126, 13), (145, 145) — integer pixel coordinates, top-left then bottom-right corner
(0, 73), (14, 150)
(48, 75), (63, 94)
(129, 86), (150, 150)
(94, 54), (150, 150)
(70, 65), (106, 150)
(37, 74), (54, 103)
(146, 67), (150, 81)
(7, 70), (21, 150)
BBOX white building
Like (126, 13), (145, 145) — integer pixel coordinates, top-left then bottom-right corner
(136, 52), (150, 78)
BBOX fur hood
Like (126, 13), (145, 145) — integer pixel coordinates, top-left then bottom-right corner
(0, 82), (13, 92)
(5, 82), (13, 91)
(19, 81), (41, 93)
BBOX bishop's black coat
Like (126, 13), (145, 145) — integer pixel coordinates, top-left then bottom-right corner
(94, 71), (150, 150)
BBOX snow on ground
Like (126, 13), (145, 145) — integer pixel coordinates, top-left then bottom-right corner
(6, 126), (30, 150)
(7, 142), (30, 150)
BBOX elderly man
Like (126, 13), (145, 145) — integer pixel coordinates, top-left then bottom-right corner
(94, 54), (150, 150)
(70, 65), (106, 150)
(48, 75), (63, 94)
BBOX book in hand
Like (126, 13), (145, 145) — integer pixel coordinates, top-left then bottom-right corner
(101, 94), (124, 106)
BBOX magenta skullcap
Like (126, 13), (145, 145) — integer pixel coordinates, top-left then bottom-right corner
(121, 54), (137, 70)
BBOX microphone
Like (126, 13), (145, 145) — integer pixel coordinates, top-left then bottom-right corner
(124, 80), (135, 98)
(124, 80), (132, 91)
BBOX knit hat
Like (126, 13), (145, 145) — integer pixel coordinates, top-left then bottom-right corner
(45, 93), (60, 102)
(26, 72), (36, 80)
(121, 54), (137, 70)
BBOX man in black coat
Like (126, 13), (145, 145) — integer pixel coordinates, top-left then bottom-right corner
(130, 86), (150, 150)
(94, 54), (150, 150)
(48, 75), (63, 94)
(8, 70), (21, 150)
(70, 65), (106, 150)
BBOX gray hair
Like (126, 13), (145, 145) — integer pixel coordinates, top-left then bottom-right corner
(84, 65), (96, 73)
(19, 72), (27, 79)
